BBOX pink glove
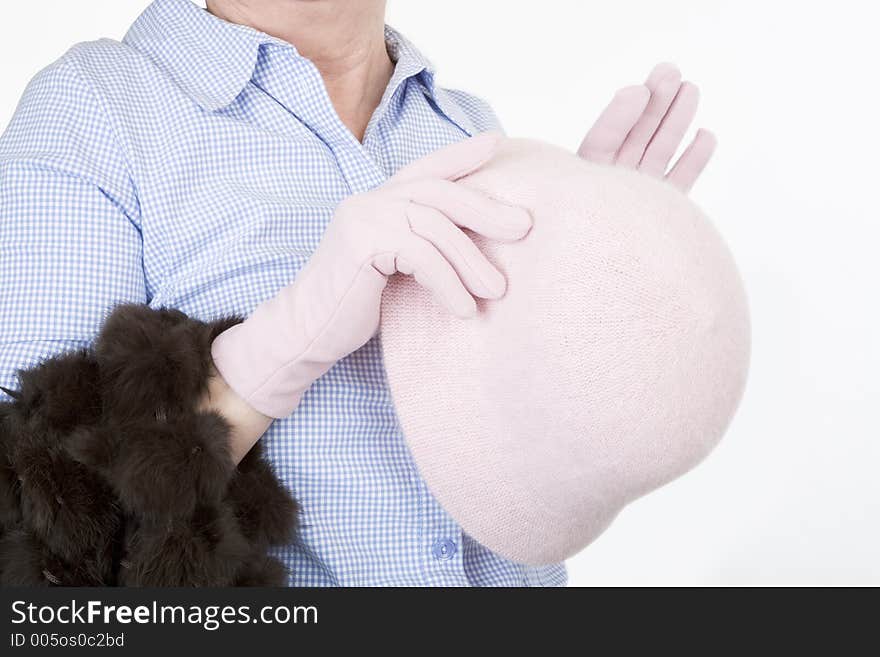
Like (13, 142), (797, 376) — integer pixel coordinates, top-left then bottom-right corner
(577, 63), (717, 193)
(211, 133), (532, 418)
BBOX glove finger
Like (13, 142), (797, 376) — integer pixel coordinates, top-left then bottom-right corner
(394, 232), (478, 319)
(645, 62), (680, 89)
(397, 178), (532, 242)
(665, 128), (717, 193)
(615, 65), (682, 167)
(577, 85), (650, 164)
(639, 81), (700, 177)
(407, 204), (507, 299)
(391, 132), (501, 184)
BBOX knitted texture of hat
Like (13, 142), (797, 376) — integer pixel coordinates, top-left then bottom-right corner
(380, 138), (750, 565)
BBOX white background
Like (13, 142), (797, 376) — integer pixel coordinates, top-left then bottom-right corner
(1, 1), (877, 586)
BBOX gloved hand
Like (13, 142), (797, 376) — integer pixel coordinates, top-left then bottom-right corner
(577, 63), (717, 193)
(211, 132), (532, 418)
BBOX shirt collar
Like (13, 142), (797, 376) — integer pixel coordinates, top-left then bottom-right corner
(124, 0), (439, 113)
(123, 0), (276, 112)
(384, 25), (437, 97)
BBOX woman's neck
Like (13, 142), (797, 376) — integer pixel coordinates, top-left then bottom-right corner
(206, 0), (393, 141)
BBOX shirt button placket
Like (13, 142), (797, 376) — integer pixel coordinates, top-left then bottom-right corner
(432, 537), (457, 561)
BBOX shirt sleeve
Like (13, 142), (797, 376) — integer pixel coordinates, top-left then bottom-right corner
(0, 53), (146, 400)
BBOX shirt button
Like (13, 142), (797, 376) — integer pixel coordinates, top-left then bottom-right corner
(432, 538), (457, 561)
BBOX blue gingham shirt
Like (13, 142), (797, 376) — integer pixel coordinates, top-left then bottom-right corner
(0, 0), (566, 587)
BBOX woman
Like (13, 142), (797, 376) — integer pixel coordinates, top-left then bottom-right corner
(0, 0), (714, 586)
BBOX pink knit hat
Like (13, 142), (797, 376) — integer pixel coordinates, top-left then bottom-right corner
(380, 138), (750, 565)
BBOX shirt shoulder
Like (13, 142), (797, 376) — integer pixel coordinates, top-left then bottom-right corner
(55, 38), (170, 109)
(1, 38), (147, 154)
(9, 37), (180, 131)
(0, 40), (145, 221)
(434, 86), (504, 134)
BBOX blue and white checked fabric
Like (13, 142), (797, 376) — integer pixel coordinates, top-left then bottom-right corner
(0, 0), (567, 586)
